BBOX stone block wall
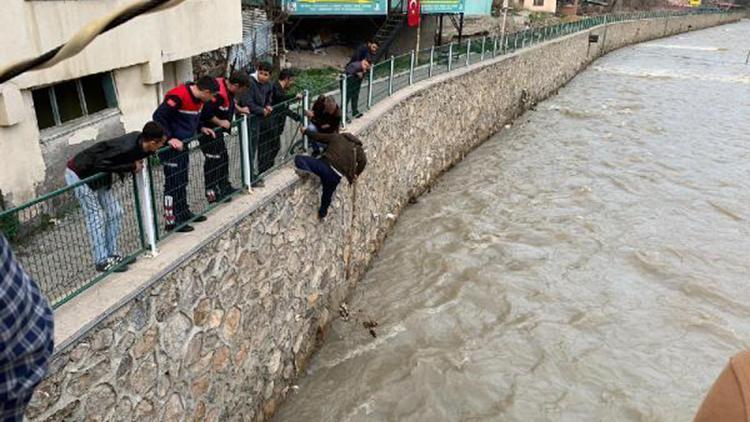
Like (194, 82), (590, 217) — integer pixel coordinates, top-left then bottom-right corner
(27, 12), (741, 422)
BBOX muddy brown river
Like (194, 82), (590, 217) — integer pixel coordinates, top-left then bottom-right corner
(275, 20), (750, 421)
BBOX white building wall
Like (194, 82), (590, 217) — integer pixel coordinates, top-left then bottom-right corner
(0, 0), (242, 206)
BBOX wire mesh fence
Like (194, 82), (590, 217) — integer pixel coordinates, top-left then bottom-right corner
(3, 7), (732, 309)
(250, 97), (307, 182)
(148, 120), (245, 239)
(0, 172), (145, 308)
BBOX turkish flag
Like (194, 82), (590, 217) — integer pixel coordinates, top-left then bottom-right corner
(408, 0), (421, 27)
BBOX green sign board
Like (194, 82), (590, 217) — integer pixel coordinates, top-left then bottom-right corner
(284, 0), (388, 15)
(421, 0), (464, 13)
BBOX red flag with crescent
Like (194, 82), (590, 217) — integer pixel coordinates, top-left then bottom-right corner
(408, 0), (421, 27)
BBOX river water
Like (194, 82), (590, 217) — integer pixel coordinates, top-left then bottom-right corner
(275, 21), (750, 422)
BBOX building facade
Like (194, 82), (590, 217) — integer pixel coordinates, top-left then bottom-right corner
(0, 0), (242, 207)
(522, 0), (558, 13)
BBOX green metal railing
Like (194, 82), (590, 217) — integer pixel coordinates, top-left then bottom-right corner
(0, 7), (735, 309)
(331, 7), (732, 121)
(0, 172), (145, 308)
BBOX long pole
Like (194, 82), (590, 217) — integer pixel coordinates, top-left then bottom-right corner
(415, 9), (421, 64)
(499, 0), (509, 55)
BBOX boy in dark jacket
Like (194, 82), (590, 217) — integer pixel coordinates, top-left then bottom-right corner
(294, 127), (367, 219)
(342, 58), (371, 120)
(267, 69), (304, 166)
(65, 122), (166, 272)
(348, 40), (379, 65)
(199, 71), (250, 203)
(237, 62), (273, 186)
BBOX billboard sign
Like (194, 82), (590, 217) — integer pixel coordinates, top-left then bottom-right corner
(284, 0), (388, 15)
(420, 0), (464, 13)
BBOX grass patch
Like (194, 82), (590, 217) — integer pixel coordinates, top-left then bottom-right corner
(292, 67), (342, 97)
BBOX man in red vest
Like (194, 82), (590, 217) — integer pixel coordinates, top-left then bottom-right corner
(153, 76), (218, 232)
(199, 71), (250, 203)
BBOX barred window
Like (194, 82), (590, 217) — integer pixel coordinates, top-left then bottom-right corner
(31, 72), (118, 130)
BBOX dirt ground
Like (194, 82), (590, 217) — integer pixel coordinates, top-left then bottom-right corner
(285, 46), (354, 70)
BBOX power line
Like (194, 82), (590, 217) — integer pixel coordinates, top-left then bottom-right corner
(0, 0), (185, 85)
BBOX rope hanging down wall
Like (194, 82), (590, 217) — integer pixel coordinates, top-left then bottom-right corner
(0, 0), (186, 85)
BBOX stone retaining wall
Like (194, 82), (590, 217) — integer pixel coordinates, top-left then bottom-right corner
(27, 12), (742, 422)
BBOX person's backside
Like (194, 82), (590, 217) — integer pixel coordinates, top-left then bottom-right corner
(294, 128), (367, 219)
(0, 235), (54, 421)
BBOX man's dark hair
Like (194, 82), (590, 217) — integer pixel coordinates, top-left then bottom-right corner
(142, 121), (165, 140)
(368, 40), (379, 47)
(229, 71), (251, 87)
(279, 68), (297, 81)
(196, 76), (219, 93)
(256, 61), (273, 73)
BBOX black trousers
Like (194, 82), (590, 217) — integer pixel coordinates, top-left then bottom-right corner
(342, 76), (363, 115)
(160, 147), (191, 225)
(256, 120), (280, 176)
(198, 130), (230, 196)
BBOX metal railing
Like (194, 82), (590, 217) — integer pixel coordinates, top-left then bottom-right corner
(0, 7), (734, 309)
(329, 7), (731, 121)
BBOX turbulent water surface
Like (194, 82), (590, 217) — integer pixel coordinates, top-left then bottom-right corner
(274, 21), (750, 421)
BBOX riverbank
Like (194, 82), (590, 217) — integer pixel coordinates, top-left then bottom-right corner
(28, 11), (744, 421)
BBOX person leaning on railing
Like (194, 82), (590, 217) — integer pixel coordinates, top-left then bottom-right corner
(0, 235), (54, 421)
(237, 61), (273, 188)
(268, 68), (304, 162)
(295, 121), (367, 220)
(198, 71), (250, 204)
(65, 122), (167, 272)
(153, 76), (219, 233)
(349, 40), (379, 66)
(306, 95), (342, 157)
(342, 58), (371, 122)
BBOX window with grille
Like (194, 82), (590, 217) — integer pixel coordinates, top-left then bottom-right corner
(31, 72), (118, 130)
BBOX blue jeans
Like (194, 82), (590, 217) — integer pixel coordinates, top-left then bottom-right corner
(65, 169), (123, 265)
(294, 155), (341, 218)
(305, 123), (327, 155)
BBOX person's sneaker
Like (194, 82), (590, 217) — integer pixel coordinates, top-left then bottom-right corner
(206, 189), (217, 204)
(295, 168), (312, 180)
(353, 112), (363, 119)
(176, 224), (195, 233)
(95, 257), (128, 273)
(110, 254), (137, 265)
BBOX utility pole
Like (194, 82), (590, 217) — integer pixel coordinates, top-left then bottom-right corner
(499, 0), (509, 54)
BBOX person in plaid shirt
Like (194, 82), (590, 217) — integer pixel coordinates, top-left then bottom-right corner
(0, 235), (54, 421)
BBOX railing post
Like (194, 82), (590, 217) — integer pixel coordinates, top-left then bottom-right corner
(302, 90), (310, 151)
(367, 64), (374, 108)
(341, 73), (347, 128)
(481, 36), (486, 61)
(240, 114), (252, 192)
(388, 55), (394, 95)
(493, 36), (498, 57)
(448, 42), (453, 71)
(136, 162), (158, 256)
(466, 38), (471, 65)
(428, 46), (434, 77)
(409, 50), (415, 85)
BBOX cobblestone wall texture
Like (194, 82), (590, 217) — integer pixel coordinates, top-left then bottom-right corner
(27, 12), (741, 422)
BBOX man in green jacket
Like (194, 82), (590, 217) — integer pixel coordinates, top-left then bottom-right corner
(295, 127), (367, 219)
